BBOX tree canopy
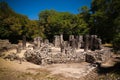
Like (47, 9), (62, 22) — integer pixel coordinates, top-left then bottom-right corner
(0, 1), (44, 43)
(39, 10), (88, 41)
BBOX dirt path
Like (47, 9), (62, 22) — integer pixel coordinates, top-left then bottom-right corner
(0, 58), (41, 73)
(101, 54), (120, 68)
(0, 57), (96, 79)
(45, 62), (96, 78)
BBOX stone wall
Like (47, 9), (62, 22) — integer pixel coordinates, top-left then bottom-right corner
(85, 47), (112, 63)
(24, 42), (112, 65)
(21, 35), (111, 65)
(24, 49), (86, 65)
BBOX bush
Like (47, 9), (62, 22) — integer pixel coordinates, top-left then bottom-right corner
(112, 33), (120, 54)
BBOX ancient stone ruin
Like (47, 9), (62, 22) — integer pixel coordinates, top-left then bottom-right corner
(2, 35), (112, 65)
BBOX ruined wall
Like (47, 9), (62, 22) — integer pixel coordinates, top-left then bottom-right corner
(2, 35), (112, 65)
(24, 43), (112, 65)
(85, 47), (112, 63)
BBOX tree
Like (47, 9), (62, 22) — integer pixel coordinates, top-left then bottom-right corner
(89, 0), (120, 52)
(0, 1), (44, 43)
(78, 6), (90, 23)
(89, 0), (120, 43)
(39, 10), (89, 41)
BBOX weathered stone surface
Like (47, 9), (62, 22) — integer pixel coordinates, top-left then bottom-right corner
(89, 35), (94, 50)
(69, 35), (74, 41)
(33, 37), (42, 49)
(1, 34), (112, 66)
(85, 47), (112, 63)
(76, 35), (83, 49)
(22, 35), (26, 49)
(44, 39), (49, 44)
(54, 35), (60, 47)
(16, 42), (22, 53)
(0, 39), (16, 52)
(24, 50), (42, 65)
(60, 41), (65, 53)
(60, 34), (63, 44)
(4, 53), (20, 61)
(84, 35), (90, 51)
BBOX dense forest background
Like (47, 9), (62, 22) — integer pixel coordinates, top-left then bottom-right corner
(0, 0), (120, 52)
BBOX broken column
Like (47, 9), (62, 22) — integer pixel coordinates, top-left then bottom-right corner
(71, 39), (77, 53)
(60, 34), (63, 44)
(22, 35), (26, 49)
(89, 35), (102, 51)
(33, 37), (37, 48)
(33, 37), (42, 48)
(69, 35), (74, 41)
(16, 42), (22, 53)
(69, 35), (74, 47)
(37, 37), (41, 48)
(94, 36), (102, 50)
(60, 34), (64, 52)
(90, 35), (94, 50)
(84, 35), (89, 52)
(60, 41), (64, 53)
(76, 35), (83, 49)
(44, 39), (49, 45)
(54, 35), (60, 47)
(97, 38), (102, 50)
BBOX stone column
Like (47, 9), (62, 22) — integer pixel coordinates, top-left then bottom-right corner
(69, 35), (74, 41)
(71, 39), (77, 53)
(37, 37), (42, 48)
(37, 37), (40, 48)
(60, 34), (63, 44)
(94, 35), (98, 50)
(16, 42), (22, 53)
(60, 41), (64, 53)
(90, 35), (94, 50)
(97, 38), (102, 50)
(54, 35), (60, 47)
(69, 35), (74, 47)
(44, 39), (49, 44)
(33, 37), (37, 48)
(33, 37), (42, 49)
(77, 35), (83, 49)
(84, 35), (89, 52)
(22, 35), (26, 49)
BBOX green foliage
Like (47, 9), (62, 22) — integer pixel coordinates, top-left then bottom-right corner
(90, 0), (120, 42)
(78, 6), (90, 23)
(0, 1), (44, 43)
(89, 0), (120, 51)
(39, 10), (88, 41)
(113, 33), (120, 53)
